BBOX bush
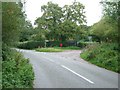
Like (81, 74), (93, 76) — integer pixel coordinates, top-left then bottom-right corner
(17, 41), (45, 49)
(77, 41), (94, 48)
(80, 43), (119, 73)
(2, 46), (34, 88)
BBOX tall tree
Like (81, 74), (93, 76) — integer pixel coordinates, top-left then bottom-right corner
(2, 2), (25, 46)
(100, 0), (118, 21)
(90, 0), (119, 42)
(63, 1), (86, 25)
(19, 20), (34, 42)
(35, 2), (63, 40)
(35, 1), (87, 41)
(59, 1), (87, 41)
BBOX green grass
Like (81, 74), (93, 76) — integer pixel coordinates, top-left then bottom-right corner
(80, 43), (119, 73)
(36, 48), (63, 52)
(54, 46), (81, 50)
(36, 46), (81, 52)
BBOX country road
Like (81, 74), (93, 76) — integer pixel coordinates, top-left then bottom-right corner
(17, 49), (118, 88)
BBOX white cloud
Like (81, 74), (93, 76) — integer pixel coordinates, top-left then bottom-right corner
(23, 0), (103, 26)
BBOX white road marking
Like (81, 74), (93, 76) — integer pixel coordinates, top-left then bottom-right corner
(37, 52), (94, 84)
(61, 65), (94, 84)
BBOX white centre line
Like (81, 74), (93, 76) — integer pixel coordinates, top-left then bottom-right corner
(38, 52), (94, 84)
(61, 65), (94, 84)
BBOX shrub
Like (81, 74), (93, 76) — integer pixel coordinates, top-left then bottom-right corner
(77, 41), (94, 48)
(80, 43), (119, 73)
(2, 46), (34, 88)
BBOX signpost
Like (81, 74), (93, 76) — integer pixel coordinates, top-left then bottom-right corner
(88, 36), (92, 42)
(45, 40), (49, 48)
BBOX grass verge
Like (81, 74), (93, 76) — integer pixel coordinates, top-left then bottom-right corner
(80, 43), (119, 73)
(36, 46), (81, 52)
(54, 46), (81, 50)
(36, 48), (63, 52)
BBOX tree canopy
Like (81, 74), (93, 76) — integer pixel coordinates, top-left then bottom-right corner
(35, 1), (87, 41)
(90, 0), (119, 43)
(2, 2), (25, 46)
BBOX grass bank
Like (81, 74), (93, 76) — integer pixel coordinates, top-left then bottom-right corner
(80, 43), (119, 73)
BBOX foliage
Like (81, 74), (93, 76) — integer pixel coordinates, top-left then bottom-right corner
(90, 0), (118, 43)
(58, 20), (77, 40)
(30, 32), (46, 41)
(35, 1), (63, 40)
(90, 18), (118, 42)
(80, 43), (119, 72)
(17, 41), (45, 49)
(77, 41), (94, 48)
(2, 46), (34, 88)
(17, 40), (78, 49)
(2, 2), (34, 43)
(80, 0), (119, 73)
(2, 2), (34, 88)
(62, 1), (86, 25)
(100, 0), (118, 21)
(19, 21), (34, 42)
(35, 1), (87, 41)
(2, 2), (25, 46)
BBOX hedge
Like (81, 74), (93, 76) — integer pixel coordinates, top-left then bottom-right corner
(17, 41), (45, 49)
(17, 40), (93, 49)
(47, 40), (77, 47)
(18, 40), (77, 49)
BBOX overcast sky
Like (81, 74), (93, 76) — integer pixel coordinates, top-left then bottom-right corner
(23, 0), (103, 26)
